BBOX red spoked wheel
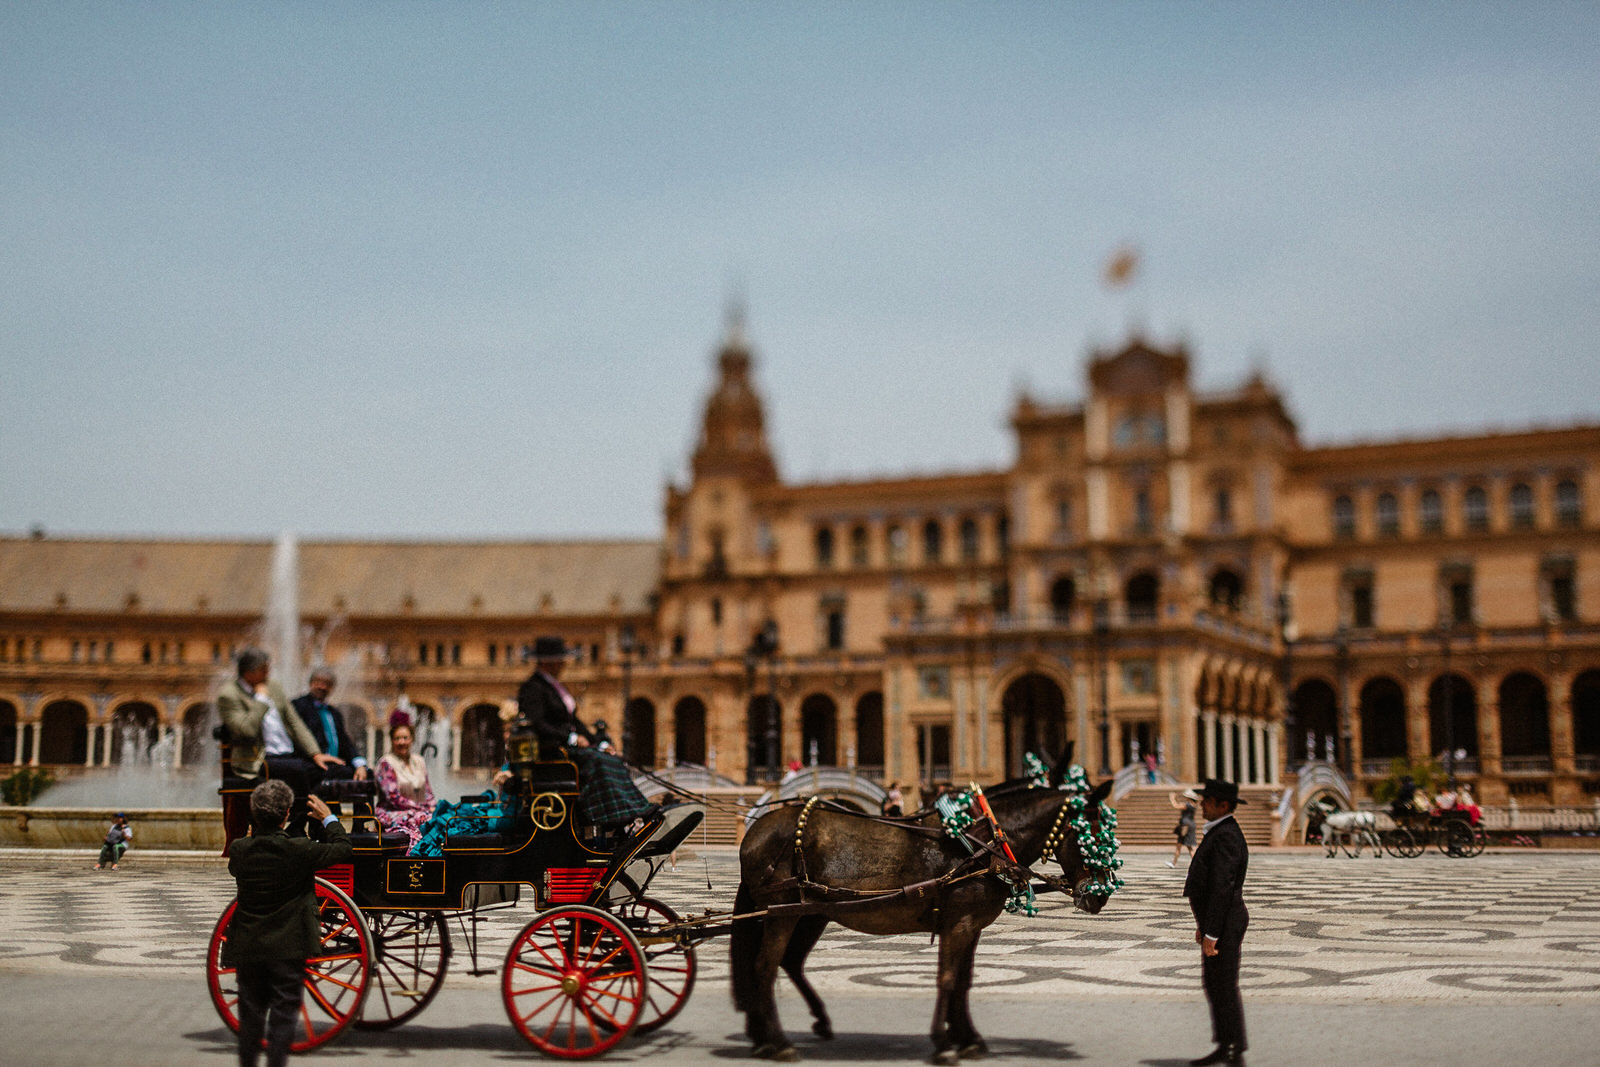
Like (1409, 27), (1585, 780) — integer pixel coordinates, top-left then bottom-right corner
(612, 895), (695, 1034)
(502, 904), (646, 1058)
(207, 877), (373, 1052)
(356, 910), (450, 1029)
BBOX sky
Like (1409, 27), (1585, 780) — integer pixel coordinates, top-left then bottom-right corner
(3, 3), (1598, 541)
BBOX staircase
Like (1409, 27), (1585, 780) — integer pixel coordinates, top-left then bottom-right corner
(1110, 785), (1279, 847)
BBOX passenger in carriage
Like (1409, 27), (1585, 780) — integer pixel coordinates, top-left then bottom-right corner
(374, 716), (434, 844)
(517, 635), (659, 836)
(1456, 784), (1481, 825)
(217, 648), (346, 835)
(406, 707), (519, 857)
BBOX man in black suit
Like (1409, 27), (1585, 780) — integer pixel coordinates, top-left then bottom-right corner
(516, 635), (657, 832)
(224, 779), (352, 1067)
(291, 668), (368, 782)
(1183, 778), (1250, 1067)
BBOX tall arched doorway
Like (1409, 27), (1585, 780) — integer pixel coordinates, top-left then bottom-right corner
(745, 694), (783, 783)
(458, 703), (503, 768)
(1428, 674), (1479, 765)
(39, 700), (89, 765)
(111, 702), (161, 765)
(1498, 673), (1550, 764)
(1001, 673), (1067, 779)
(800, 694), (838, 766)
(0, 699), (16, 764)
(672, 696), (706, 766)
(855, 692), (884, 775)
(1358, 677), (1408, 763)
(1292, 680), (1339, 765)
(1574, 671), (1600, 762)
(1125, 572), (1160, 623)
(624, 697), (657, 766)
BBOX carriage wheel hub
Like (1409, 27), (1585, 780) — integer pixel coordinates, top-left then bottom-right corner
(561, 972), (583, 996)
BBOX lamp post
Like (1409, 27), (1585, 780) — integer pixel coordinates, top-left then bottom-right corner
(1095, 598), (1112, 777)
(618, 625), (636, 762)
(1335, 625), (1352, 776)
(745, 621), (780, 783)
(1439, 621), (1456, 788)
(1278, 589), (1298, 770)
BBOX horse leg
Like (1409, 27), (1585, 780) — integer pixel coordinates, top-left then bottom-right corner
(781, 915), (835, 1039)
(731, 884), (800, 1060)
(751, 913), (803, 1060)
(929, 925), (979, 1065)
(949, 931), (987, 1058)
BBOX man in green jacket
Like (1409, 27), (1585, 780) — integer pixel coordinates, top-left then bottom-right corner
(224, 779), (352, 1067)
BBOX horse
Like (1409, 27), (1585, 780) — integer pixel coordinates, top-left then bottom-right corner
(730, 747), (1117, 1064)
(1314, 800), (1382, 857)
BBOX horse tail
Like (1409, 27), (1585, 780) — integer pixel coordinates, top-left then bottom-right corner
(730, 880), (761, 1013)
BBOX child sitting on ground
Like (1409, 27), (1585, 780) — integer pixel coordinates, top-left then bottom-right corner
(96, 812), (132, 870)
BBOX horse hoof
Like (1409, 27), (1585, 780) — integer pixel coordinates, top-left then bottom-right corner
(932, 1051), (961, 1066)
(813, 1020), (835, 1040)
(960, 1040), (989, 1059)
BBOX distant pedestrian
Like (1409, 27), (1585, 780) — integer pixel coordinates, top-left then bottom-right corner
(883, 781), (904, 817)
(96, 812), (132, 870)
(225, 780), (351, 1067)
(1183, 778), (1250, 1067)
(1167, 789), (1197, 867)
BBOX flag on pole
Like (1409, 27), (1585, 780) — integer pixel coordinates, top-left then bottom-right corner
(1103, 246), (1139, 288)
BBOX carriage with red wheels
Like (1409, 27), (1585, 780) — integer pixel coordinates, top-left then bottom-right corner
(205, 721), (705, 1059)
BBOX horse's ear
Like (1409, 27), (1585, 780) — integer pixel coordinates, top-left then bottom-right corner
(1089, 778), (1113, 806)
(1049, 742), (1075, 786)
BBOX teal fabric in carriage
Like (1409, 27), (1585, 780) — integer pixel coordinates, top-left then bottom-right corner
(408, 792), (516, 857)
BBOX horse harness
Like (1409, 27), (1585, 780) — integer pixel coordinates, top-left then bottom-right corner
(752, 792), (1081, 924)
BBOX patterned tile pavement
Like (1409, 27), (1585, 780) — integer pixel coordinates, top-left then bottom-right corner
(3, 847), (1599, 1003)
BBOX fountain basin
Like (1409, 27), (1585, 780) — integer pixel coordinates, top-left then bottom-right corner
(1, 807), (223, 851)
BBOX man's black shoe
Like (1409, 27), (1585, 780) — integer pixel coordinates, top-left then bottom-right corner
(1190, 1047), (1229, 1067)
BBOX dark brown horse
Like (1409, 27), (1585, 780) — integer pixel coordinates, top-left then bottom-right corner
(730, 749), (1116, 1063)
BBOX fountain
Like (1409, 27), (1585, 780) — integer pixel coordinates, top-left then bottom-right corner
(3, 531), (309, 850)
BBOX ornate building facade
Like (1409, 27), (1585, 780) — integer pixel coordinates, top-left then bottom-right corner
(2, 322), (1597, 806)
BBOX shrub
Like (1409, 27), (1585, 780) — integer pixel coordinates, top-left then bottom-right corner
(1, 767), (57, 806)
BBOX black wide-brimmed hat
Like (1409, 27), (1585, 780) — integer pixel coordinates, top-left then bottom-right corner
(1198, 778), (1246, 805)
(532, 635), (574, 661)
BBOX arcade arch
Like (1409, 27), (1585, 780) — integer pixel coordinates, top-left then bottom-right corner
(1000, 672), (1067, 779)
(800, 693), (838, 766)
(1358, 677), (1407, 762)
(672, 696), (707, 766)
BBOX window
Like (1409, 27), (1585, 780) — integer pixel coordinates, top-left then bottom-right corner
(923, 519), (943, 564)
(71, 641), (81, 663)
(1134, 490), (1153, 535)
(488, 644), (498, 666)
(1510, 483), (1535, 529)
(1556, 480), (1582, 528)
(1125, 572), (1160, 622)
(1544, 557), (1577, 623)
(1209, 569), (1244, 612)
(451, 643), (461, 666)
(815, 527), (835, 569)
(959, 518), (980, 562)
(1055, 498), (1072, 532)
(1351, 585), (1374, 629)
(1440, 563), (1475, 627)
(825, 610), (845, 650)
(1419, 489), (1443, 534)
(1049, 576), (1076, 621)
(710, 598), (723, 626)
(850, 525), (869, 567)
(886, 524), (907, 565)
(1332, 494), (1355, 540)
(418, 642), (428, 665)
(1213, 488), (1233, 530)
(1376, 492), (1399, 538)
(1463, 486), (1489, 532)
(1343, 567), (1375, 629)
(996, 514), (1009, 556)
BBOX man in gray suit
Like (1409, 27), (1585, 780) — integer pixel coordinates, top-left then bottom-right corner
(1183, 778), (1249, 1067)
(217, 649), (344, 831)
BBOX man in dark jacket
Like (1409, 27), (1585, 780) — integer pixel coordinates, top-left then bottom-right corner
(291, 668), (368, 782)
(516, 635), (657, 832)
(1182, 778), (1250, 1067)
(224, 779), (352, 1067)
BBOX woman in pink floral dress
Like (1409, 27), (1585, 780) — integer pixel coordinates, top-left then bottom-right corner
(375, 720), (434, 844)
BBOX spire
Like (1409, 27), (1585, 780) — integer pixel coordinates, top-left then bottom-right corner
(691, 314), (777, 483)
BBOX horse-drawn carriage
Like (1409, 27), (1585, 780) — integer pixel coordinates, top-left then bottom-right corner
(207, 720), (707, 1058)
(205, 731), (1122, 1062)
(1383, 802), (1487, 858)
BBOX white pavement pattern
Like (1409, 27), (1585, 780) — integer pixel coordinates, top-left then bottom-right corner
(3, 847), (1600, 1004)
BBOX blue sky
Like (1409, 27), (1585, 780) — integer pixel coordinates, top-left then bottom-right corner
(3, 3), (1597, 539)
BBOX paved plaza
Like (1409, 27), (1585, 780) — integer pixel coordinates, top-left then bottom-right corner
(2, 846), (1599, 1065)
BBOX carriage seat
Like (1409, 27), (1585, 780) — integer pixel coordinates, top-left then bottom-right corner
(636, 806), (705, 858)
(517, 759), (580, 792)
(348, 830), (410, 852)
